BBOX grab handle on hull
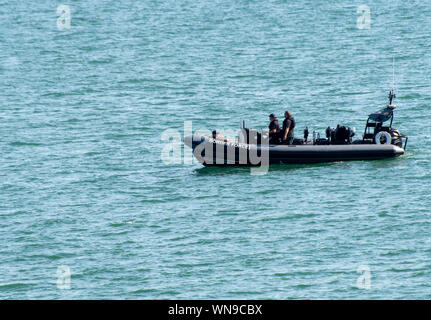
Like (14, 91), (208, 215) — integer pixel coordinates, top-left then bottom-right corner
(403, 135), (408, 150)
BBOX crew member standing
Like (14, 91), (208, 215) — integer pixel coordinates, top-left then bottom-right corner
(268, 113), (280, 144)
(282, 110), (295, 145)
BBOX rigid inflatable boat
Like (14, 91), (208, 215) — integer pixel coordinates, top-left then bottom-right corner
(184, 90), (408, 166)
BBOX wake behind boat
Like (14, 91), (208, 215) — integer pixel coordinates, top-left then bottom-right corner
(184, 89), (408, 166)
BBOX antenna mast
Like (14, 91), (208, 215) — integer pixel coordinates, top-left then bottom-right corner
(388, 57), (396, 106)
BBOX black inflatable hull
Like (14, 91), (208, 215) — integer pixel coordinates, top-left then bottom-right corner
(184, 135), (404, 166)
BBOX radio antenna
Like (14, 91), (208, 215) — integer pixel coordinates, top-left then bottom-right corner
(388, 57), (396, 106)
(392, 56), (395, 92)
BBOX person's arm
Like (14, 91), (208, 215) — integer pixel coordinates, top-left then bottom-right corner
(283, 120), (291, 140)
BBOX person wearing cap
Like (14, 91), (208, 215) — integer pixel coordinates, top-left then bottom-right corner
(268, 114), (280, 144)
(282, 110), (295, 145)
(212, 130), (228, 142)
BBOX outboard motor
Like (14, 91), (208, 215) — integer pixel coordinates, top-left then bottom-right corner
(393, 130), (402, 147)
(388, 128), (403, 147)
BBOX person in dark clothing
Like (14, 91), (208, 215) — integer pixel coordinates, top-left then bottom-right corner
(212, 130), (229, 142)
(282, 110), (295, 145)
(268, 113), (280, 144)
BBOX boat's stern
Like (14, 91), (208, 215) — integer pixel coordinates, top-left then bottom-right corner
(392, 145), (405, 157)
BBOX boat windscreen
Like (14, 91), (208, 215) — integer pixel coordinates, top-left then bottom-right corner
(368, 107), (393, 122)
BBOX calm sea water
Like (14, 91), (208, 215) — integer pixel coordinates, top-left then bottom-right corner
(1, 0), (430, 299)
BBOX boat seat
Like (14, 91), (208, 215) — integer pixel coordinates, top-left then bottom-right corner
(293, 138), (305, 145)
(380, 126), (390, 132)
(363, 133), (374, 140)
